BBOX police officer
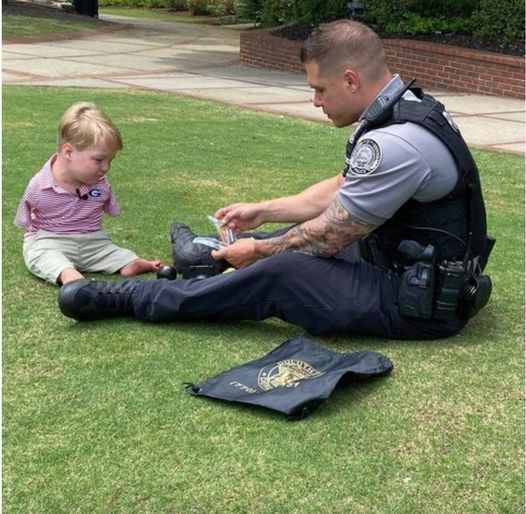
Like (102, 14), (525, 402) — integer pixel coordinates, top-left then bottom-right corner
(58, 20), (493, 339)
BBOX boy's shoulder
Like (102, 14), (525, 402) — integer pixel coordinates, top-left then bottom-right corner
(27, 165), (50, 189)
(27, 155), (55, 187)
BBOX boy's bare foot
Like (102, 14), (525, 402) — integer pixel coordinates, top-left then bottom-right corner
(120, 258), (162, 277)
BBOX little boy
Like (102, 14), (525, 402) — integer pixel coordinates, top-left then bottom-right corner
(14, 102), (162, 285)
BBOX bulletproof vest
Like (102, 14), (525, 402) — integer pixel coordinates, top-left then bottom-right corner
(349, 88), (488, 265)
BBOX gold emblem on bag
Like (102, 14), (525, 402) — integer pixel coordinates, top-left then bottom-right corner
(257, 359), (324, 391)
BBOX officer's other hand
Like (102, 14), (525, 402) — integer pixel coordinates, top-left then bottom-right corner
(215, 203), (264, 233)
(212, 238), (259, 269)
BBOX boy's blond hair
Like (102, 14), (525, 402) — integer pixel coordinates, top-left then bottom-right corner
(57, 102), (123, 152)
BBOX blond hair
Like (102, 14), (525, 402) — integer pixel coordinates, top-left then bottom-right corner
(57, 102), (123, 152)
(300, 20), (388, 81)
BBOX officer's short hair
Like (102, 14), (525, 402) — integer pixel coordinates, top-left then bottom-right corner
(300, 20), (387, 81)
(57, 102), (123, 152)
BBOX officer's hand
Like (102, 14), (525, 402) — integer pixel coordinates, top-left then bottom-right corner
(212, 238), (259, 269)
(215, 203), (265, 233)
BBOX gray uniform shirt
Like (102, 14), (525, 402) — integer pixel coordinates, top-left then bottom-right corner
(338, 75), (458, 226)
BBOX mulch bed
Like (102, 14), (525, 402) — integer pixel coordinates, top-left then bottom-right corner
(274, 24), (525, 57)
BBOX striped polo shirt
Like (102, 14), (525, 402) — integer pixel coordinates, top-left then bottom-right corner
(14, 154), (120, 238)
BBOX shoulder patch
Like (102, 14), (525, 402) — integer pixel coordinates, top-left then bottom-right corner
(349, 139), (382, 176)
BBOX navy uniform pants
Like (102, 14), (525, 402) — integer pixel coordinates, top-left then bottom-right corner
(130, 240), (466, 339)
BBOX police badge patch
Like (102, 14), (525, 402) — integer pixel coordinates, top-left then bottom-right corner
(349, 139), (382, 175)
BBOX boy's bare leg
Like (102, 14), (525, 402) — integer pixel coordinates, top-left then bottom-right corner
(59, 267), (84, 284)
(120, 258), (162, 277)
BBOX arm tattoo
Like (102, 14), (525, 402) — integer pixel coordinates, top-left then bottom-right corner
(254, 197), (377, 258)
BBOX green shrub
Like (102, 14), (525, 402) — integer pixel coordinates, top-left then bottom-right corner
(259, 0), (346, 27)
(234, 0), (263, 22)
(375, 12), (472, 36)
(166, 0), (188, 9)
(297, 0), (346, 25)
(471, 0), (525, 39)
(207, 0), (235, 16)
(365, 0), (477, 24)
(364, 0), (524, 40)
(145, 0), (168, 7)
(187, 0), (209, 14)
(364, 0), (476, 34)
(259, 0), (288, 25)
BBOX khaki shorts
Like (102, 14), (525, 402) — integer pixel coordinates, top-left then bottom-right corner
(23, 230), (138, 284)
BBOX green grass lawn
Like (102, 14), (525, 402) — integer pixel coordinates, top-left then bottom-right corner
(3, 86), (524, 513)
(2, 13), (105, 39)
(2, 6), (232, 40)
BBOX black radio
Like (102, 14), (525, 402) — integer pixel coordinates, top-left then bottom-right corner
(397, 240), (492, 320)
(435, 260), (493, 319)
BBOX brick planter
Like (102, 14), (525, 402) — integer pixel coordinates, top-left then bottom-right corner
(240, 27), (525, 99)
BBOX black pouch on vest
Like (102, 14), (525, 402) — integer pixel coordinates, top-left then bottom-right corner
(185, 337), (393, 420)
(397, 241), (437, 319)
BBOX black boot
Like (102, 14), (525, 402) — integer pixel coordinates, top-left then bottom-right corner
(58, 279), (141, 321)
(170, 222), (228, 278)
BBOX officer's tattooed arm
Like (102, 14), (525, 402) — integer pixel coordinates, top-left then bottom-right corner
(253, 196), (377, 258)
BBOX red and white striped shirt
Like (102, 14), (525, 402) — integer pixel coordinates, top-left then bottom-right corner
(14, 155), (120, 237)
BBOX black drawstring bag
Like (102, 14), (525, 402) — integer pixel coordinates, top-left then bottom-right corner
(185, 336), (393, 420)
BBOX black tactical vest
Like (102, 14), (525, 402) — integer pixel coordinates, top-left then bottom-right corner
(348, 88), (489, 267)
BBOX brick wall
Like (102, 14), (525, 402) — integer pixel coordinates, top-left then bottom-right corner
(240, 28), (525, 99)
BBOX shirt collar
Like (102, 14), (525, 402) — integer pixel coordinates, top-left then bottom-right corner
(360, 74), (407, 121)
(39, 154), (105, 195)
(39, 155), (59, 190)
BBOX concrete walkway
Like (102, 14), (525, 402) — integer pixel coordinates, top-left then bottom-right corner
(3, 15), (525, 155)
